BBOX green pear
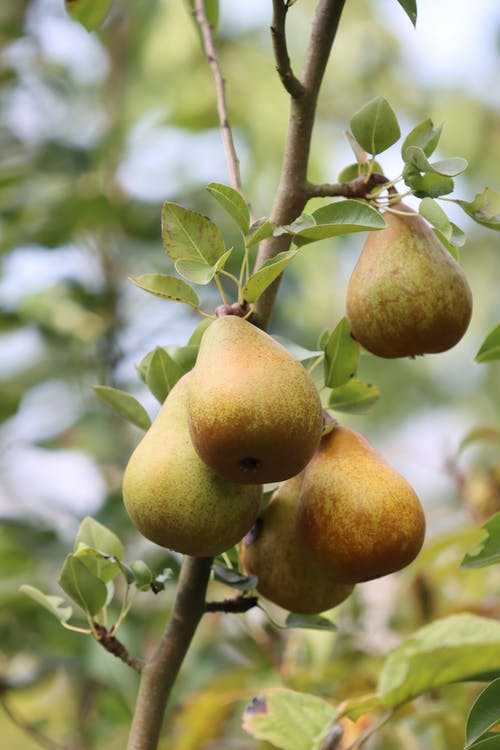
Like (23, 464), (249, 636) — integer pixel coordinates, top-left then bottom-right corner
(241, 475), (354, 614)
(122, 373), (262, 557)
(346, 204), (473, 358)
(187, 315), (323, 484)
(296, 425), (425, 584)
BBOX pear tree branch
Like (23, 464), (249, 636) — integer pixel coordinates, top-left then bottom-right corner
(94, 623), (145, 673)
(271, 0), (305, 98)
(193, 0), (244, 196)
(254, 0), (347, 330)
(126, 556), (213, 750)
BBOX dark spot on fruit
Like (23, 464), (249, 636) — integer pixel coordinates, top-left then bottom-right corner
(238, 457), (262, 472)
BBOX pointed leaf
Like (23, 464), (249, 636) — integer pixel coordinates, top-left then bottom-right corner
(402, 118), (442, 159)
(285, 613), (337, 631)
(466, 678), (500, 748)
(74, 545), (121, 584)
(75, 517), (124, 560)
(65, 0), (114, 31)
(395, 0), (417, 26)
(350, 97), (401, 155)
(59, 554), (108, 617)
(455, 188), (500, 230)
(378, 614), (500, 710)
(246, 218), (276, 248)
(243, 248), (301, 303)
(93, 386), (151, 431)
(188, 318), (213, 346)
(328, 380), (380, 414)
(207, 182), (250, 235)
(212, 564), (257, 591)
(20, 585), (72, 624)
(161, 202), (225, 265)
(404, 146), (467, 176)
(403, 166), (454, 198)
(131, 274), (200, 310)
(146, 347), (184, 403)
(291, 200), (386, 245)
(242, 688), (336, 750)
(419, 197), (452, 238)
(462, 513), (500, 569)
(476, 324), (500, 363)
(323, 318), (360, 388)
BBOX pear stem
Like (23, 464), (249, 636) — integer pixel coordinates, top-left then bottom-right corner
(126, 556), (213, 750)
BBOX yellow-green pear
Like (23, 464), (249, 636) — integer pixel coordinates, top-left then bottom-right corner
(122, 373), (262, 557)
(346, 204), (473, 358)
(188, 315), (323, 484)
(241, 475), (354, 614)
(296, 425), (425, 584)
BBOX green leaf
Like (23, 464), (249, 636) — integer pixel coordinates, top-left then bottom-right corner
(93, 386), (151, 431)
(404, 146), (468, 177)
(285, 613), (337, 631)
(188, 318), (213, 346)
(476, 324), (500, 363)
(20, 585), (72, 624)
(130, 274), (200, 310)
(467, 737), (500, 750)
(350, 97), (401, 155)
(455, 188), (500, 230)
(246, 218), (276, 248)
(59, 554), (108, 617)
(337, 161), (384, 182)
(243, 249), (301, 303)
(328, 380), (380, 414)
(207, 182), (250, 235)
(323, 318), (360, 388)
(402, 118), (442, 159)
(462, 513), (500, 569)
(65, 0), (114, 31)
(74, 517), (124, 560)
(419, 197), (452, 238)
(403, 166), (454, 198)
(291, 200), (386, 245)
(146, 347), (184, 403)
(212, 564), (258, 591)
(130, 561), (153, 591)
(378, 614), (500, 710)
(242, 688), (337, 750)
(74, 545), (121, 584)
(466, 678), (500, 748)
(174, 259), (215, 284)
(395, 0), (417, 26)
(161, 202), (225, 265)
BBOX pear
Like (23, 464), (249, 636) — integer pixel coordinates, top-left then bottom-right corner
(187, 315), (323, 484)
(122, 373), (262, 557)
(241, 475), (354, 614)
(346, 204), (473, 358)
(296, 425), (425, 584)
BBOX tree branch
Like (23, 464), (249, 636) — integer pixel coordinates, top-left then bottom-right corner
(205, 595), (258, 613)
(126, 556), (213, 750)
(193, 0), (244, 195)
(306, 172), (389, 199)
(271, 0), (305, 98)
(253, 0), (347, 330)
(94, 623), (144, 673)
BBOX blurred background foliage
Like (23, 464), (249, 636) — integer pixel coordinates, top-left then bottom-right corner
(0, 0), (500, 747)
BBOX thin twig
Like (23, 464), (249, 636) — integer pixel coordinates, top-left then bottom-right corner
(306, 172), (389, 200)
(1, 694), (68, 750)
(94, 623), (145, 673)
(271, 0), (305, 97)
(193, 0), (244, 195)
(205, 595), (258, 613)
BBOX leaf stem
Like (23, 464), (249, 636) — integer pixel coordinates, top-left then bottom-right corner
(126, 556), (213, 750)
(214, 274), (230, 306)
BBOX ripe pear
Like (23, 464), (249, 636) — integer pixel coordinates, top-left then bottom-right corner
(346, 204), (473, 358)
(241, 475), (354, 614)
(296, 425), (425, 584)
(187, 315), (323, 484)
(122, 373), (262, 557)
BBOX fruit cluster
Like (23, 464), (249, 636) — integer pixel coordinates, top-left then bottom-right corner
(122, 207), (476, 614)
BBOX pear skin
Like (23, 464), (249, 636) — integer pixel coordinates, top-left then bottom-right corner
(346, 204), (473, 358)
(187, 316), (323, 484)
(296, 425), (425, 584)
(122, 373), (262, 557)
(241, 474), (354, 614)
